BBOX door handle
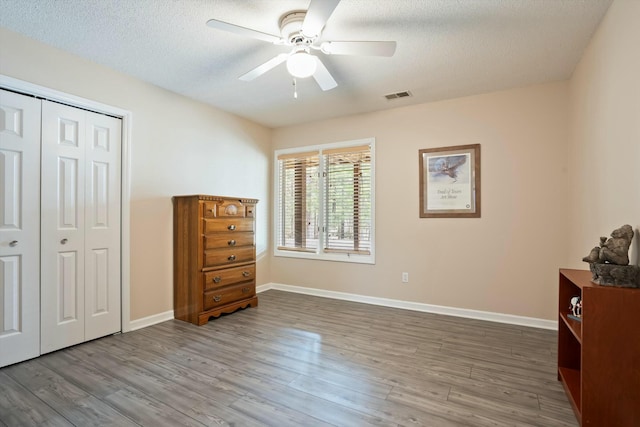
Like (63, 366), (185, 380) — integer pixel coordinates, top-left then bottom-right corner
(61, 238), (68, 244)
(9, 240), (18, 247)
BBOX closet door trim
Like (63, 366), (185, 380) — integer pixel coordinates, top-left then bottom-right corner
(0, 74), (133, 332)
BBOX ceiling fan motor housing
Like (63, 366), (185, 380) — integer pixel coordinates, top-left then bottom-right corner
(279, 12), (314, 45)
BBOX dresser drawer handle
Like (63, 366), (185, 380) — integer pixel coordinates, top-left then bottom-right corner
(213, 276), (221, 283)
(228, 224), (236, 231)
(228, 239), (236, 246)
(213, 295), (222, 302)
(242, 271), (250, 277)
(242, 287), (250, 294)
(228, 255), (236, 261)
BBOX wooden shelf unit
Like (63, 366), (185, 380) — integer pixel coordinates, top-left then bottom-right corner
(558, 269), (640, 426)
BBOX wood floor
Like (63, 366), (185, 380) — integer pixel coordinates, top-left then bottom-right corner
(0, 290), (577, 427)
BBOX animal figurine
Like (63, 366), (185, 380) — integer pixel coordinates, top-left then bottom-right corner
(569, 296), (582, 317)
(582, 224), (634, 266)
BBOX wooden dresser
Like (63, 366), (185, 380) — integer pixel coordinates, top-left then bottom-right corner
(173, 195), (258, 325)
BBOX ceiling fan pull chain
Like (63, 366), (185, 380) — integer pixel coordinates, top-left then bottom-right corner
(293, 78), (298, 99)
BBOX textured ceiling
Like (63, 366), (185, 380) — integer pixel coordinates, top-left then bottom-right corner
(0, 0), (612, 128)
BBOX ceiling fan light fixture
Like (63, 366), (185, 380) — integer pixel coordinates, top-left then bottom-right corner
(286, 51), (317, 78)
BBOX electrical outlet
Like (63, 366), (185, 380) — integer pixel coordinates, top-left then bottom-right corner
(402, 272), (409, 283)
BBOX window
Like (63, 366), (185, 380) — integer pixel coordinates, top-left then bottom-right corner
(274, 139), (375, 264)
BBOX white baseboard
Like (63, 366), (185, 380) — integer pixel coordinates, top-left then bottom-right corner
(128, 310), (175, 331)
(257, 283), (557, 330)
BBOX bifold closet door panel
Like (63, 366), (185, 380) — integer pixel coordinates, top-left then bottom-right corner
(40, 101), (122, 354)
(41, 101), (87, 354)
(0, 89), (42, 368)
(84, 111), (121, 341)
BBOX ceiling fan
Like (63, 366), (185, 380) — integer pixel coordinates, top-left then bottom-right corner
(206, 0), (397, 92)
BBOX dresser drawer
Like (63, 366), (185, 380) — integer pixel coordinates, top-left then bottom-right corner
(204, 232), (254, 250)
(203, 218), (254, 233)
(203, 283), (255, 311)
(204, 264), (255, 291)
(204, 246), (254, 267)
(203, 200), (247, 218)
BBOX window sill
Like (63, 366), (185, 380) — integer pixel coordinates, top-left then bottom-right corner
(274, 249), (375, 264)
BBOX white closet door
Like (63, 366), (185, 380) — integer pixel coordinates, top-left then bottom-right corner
(41, 101), (122, 354)
(41, 101), (87, 353)
(84, 112), (121, 340)
(0, 89), (41, 367)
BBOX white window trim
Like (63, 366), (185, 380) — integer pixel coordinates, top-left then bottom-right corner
(273, 138), (375, 264)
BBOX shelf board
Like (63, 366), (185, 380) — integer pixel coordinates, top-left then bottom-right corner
(560, 312), (582, 343)
(560, 269), (594, 290)
(558, 366), (582, 422)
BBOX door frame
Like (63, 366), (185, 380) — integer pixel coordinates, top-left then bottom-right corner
(0, 74), (133, 332)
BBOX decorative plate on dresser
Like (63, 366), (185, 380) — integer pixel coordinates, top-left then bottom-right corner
(173, 195), (258, 325)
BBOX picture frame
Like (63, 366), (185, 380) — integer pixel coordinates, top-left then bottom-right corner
(419, 144), (481, 218)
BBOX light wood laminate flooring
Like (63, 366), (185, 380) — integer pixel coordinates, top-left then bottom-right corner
(0, 290), (577, 426)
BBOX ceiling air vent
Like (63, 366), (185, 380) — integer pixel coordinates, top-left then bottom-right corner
(384, 90), (412, 100)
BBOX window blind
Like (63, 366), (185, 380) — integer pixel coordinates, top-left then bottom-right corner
(276, 151), (320, 252)
(323, 145), (372, 255)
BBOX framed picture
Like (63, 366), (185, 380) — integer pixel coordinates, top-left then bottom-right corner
(419, 144), (481, 218)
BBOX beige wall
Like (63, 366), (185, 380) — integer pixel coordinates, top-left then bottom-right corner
(0, 28), (272, 321)
(567, 0), (640, 269)
(272, 82), (569, 320)
(2, 0), (633, 325)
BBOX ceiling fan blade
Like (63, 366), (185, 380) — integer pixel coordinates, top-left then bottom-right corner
(239, 53), (289, 81)
(321, 41), (397, 57)
(302, 0), (341, 38)
(206, 19), (281, 44)
(312, 57), (337, 91)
